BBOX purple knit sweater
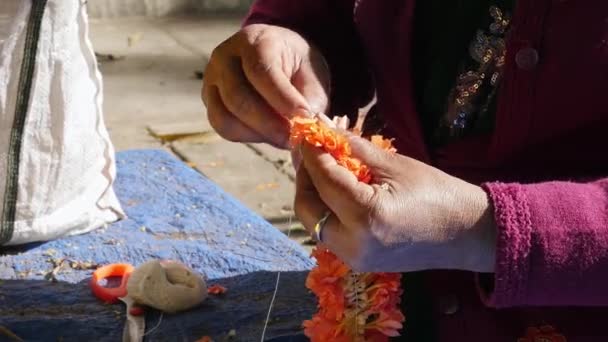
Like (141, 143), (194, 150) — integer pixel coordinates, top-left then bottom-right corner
(244, 0), (608, 340)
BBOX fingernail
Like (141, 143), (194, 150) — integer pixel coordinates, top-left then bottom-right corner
(317, 113), (335, 127)
(308, 98), (328, 116)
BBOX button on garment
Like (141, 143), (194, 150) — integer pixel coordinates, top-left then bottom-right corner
(515, 47), (539, 70)
(438, 294), (460, 315)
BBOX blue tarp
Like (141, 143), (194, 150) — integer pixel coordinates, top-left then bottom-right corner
(0, 150), (315, 342)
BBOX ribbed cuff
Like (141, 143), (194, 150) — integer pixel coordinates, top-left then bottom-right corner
(478, 182), (532, 308)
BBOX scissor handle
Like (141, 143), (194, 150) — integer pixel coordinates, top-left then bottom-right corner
(90, 263), (135, 303)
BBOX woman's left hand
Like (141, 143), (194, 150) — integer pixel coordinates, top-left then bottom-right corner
(294, 135), (497, 273)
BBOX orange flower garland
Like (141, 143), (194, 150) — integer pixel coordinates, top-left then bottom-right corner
(290, 116), (405, 342)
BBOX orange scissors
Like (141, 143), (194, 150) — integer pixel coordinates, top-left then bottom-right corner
(90, 263), (146, 341)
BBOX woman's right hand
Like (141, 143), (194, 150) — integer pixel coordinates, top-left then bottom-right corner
(201, 24), (330, 149)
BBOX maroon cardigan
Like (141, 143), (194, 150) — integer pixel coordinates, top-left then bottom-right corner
(244, 1), (608, 340)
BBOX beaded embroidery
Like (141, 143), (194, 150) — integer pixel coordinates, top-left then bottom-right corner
(442, 6), (511, 137)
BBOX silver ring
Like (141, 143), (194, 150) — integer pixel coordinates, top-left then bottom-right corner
(314, 211), (332, 242)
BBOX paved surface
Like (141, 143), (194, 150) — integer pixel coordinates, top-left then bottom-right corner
(88, 16), (310, 246)
(0, 0), (253, 19)
(0, 13), (309, 246)
(86, 0), (253, 18)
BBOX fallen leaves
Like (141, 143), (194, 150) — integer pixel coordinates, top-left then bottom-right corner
(146, 126), (220, 144)
(255, 182), (280, 191)
(42, 249), (57, 257)
(206, 160), (225, 168)
(44, 258), (100, 282)
(127, 32), (144, 47)
(94, 52), (126, 62)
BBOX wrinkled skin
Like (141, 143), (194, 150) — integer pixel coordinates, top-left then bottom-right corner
(201, 24), (497, 274)
(202, 24), (330, 149)
(294, 136), (497, 273)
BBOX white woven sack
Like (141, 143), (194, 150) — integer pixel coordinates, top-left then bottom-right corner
(0, 0), (124, 246)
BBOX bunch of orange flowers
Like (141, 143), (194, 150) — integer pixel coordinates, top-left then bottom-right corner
(290, 116), (405, 341)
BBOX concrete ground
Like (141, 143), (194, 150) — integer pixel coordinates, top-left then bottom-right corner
(88, 16), (312, 248)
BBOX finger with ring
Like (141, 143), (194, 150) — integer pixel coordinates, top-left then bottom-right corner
(314, 211), (332, 242)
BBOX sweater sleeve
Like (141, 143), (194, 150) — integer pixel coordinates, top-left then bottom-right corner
(242, 0), (374, 119)
(476, 178), (608, 308)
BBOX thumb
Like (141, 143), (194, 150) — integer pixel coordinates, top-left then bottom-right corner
(348, 135), (392, 170)
(300, 142), (374, 217)
(242, 55), (311, 117)
(292, 58), (330, 115)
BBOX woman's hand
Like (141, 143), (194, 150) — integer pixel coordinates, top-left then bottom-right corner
(294, 135), (497, 273)
(202, 24), (330, 148)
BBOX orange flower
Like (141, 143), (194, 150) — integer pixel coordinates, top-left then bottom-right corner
(365, 309), (405, 338)
(317, 290), (345, 321)
(207, 284), (227, 295)
(305, 248), (349, 320)
(368, 287), (394, 312)
(292, 116), (404, 341)
(289, 117), (395, 184)
(370, 135), (397, 153)
(368, 273), (402, 292)
(363, 273), (402, 313)
(306, 248), (350, 292)
(303, 313), (350, 342)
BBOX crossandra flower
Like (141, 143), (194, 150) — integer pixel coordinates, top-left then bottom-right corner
(290, 116), (391, 183)
(291, 116), (405, 341)
(303, 313), (350, 342)
(364, 309), (405, 338)
(365, 273), (403, 311)
(305, 247), (349, 320)
(370, 135), (397, 153)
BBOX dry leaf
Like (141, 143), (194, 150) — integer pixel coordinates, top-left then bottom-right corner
(255, 183), (280, 191)
(127, 32), (144, 47)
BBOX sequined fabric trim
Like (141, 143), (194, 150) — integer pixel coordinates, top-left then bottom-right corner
(442, 6), (511, 137)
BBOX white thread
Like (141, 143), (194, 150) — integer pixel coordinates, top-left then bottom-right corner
(354, 273), (361, 340)
(143, 312), (164, 337)
(260, 215), (294, 341)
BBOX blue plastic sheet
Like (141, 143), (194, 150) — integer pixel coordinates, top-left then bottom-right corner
(0, 150), (315, 342)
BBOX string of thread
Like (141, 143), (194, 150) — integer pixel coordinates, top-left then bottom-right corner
(355, 274), (360, 340)
(143, 312), (164, 337)
(260, 214), (294, 341)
